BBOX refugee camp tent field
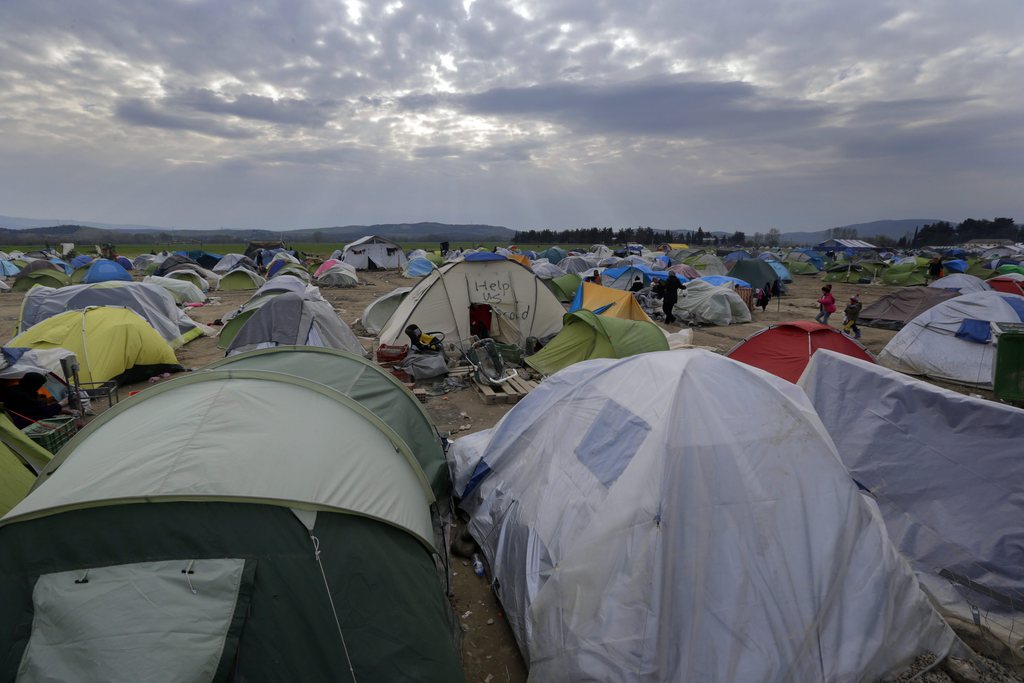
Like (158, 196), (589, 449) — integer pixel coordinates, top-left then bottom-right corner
(0, 264), (1017, 683)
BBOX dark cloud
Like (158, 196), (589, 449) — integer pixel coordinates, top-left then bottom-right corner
(171, 88), (334, 127)
(114, 99), (257, 139)
(404, 77), (832, 141)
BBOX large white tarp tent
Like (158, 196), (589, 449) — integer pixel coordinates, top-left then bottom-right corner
(450, 350), (958, 682)
(799, 349), (1024, 653)
(378, 254), (565, 350)
(340, 235), (408, 270)
(877, 290), (1024, 387)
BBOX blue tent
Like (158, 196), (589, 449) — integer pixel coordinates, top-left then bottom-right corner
(943, 259), (969, 273)
(766, 260), (793, 282)
(724, 250), (752, 263)
(82, 258), (132, 283)
(403, 257), (435, 277)
(464, 252), (506, 262)
(0, 260), (20, 277)
(115, 256), (133, 271)
(70, 255), (93, 269)
(539, 247), (566, 264)
(602, 264), (668, 289)
(49, 258), (73, 275)
(699, 275), (751, 288)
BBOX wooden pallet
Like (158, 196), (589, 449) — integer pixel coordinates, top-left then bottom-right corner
(474, 374), (539, 405)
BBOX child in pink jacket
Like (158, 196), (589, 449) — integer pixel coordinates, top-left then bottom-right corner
(815, 285), (836, 324)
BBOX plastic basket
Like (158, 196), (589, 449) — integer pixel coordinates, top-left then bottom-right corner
(375, 344), (409, 364)
(22, 416), (78, 453)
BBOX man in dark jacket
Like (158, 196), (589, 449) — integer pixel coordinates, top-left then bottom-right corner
(662, 272), (685, 324)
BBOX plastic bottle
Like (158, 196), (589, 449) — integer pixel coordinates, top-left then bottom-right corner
(472, 554), (484, 578)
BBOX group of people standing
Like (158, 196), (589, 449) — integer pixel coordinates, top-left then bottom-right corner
(815, 284), (862, 339)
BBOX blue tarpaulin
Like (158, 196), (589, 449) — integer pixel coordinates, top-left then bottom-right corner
(955, 319), (991, 344)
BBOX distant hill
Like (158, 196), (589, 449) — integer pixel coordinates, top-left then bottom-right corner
(0, 215), (516, 245)
(780, 219), (944, 246)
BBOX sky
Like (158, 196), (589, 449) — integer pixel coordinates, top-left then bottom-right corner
(0, 0), (1021, 232)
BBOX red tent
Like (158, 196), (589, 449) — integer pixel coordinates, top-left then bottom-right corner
(987, 275), (1024, 296)
(726, 321), (874, 383)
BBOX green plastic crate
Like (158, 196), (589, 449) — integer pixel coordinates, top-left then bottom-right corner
(22, 416), (77, 453)
(993, 330), (1024, 402)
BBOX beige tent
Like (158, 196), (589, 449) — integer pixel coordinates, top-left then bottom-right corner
(378, 254), (564, 351)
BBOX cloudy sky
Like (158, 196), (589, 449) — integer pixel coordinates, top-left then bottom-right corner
(0, 0), (1021, 232)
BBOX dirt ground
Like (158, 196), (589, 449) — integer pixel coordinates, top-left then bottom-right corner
(0, 270), (1007, 682)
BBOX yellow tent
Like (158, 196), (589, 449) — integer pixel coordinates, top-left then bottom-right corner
(0, 412), (52, 515)
(507, 253), (532, 269)
(7, 307), (181, 384)
(571, 282), (654, 322)
(659, 243), (689, 251)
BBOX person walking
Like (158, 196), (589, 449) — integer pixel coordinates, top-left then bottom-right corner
(843, 295), (863, 339)
(815, 285), (836, 325)
(927, 257), (943, 283)
(662, 272), (685, 324)
(756, 282), (772, 311)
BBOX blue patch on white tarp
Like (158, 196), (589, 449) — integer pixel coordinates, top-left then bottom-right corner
(955, 319), (992, 344)
(575, 401), (651, 487)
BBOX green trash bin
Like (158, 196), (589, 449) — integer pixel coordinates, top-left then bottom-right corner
(993, 323), (1024, 402)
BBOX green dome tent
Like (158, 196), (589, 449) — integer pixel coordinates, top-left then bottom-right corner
(0, 368), (463, 681)
(544, 273), (582, 303)
(208, 346), (448, 498)
(526, 310), (669, 376)
(882, 261), (929, 286)
(218, 267), (266, 291)
(12, 269), (70, 292)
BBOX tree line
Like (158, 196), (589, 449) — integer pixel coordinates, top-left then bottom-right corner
(511, 226), (754, 246)
(905, 217), (1019, 248)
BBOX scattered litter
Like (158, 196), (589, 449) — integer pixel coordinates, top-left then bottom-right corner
(427, 376), (469, 396)
(461, 611), (472, 619)
(486, 618), (494, 626)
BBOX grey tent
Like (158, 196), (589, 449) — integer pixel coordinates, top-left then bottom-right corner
(360, 287), (411, 335)
(0, 363), (464, 681)
(859, 287), (959, 330)
(154, 253), (202, 277)
(225, 292), (364, 357)
(727, 258), (781, 292)
(217, 276), (323, 349)
(18, 281), (208, 347)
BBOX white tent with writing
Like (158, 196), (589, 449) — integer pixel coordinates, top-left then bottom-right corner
(377, 253), (565, 353)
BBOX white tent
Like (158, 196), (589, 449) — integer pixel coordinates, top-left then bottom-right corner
(377, 254), (564, 350)
(142, 276), (206, 304)
(672, 279), (752, 325)
(341, 235), (408, 270)
(450, 350), (958, 682)
(928, 273), (991, 293)
(799, 349), (1024, 652)
(878, 290), (1024, 386)
(360, 287), (411, 335)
